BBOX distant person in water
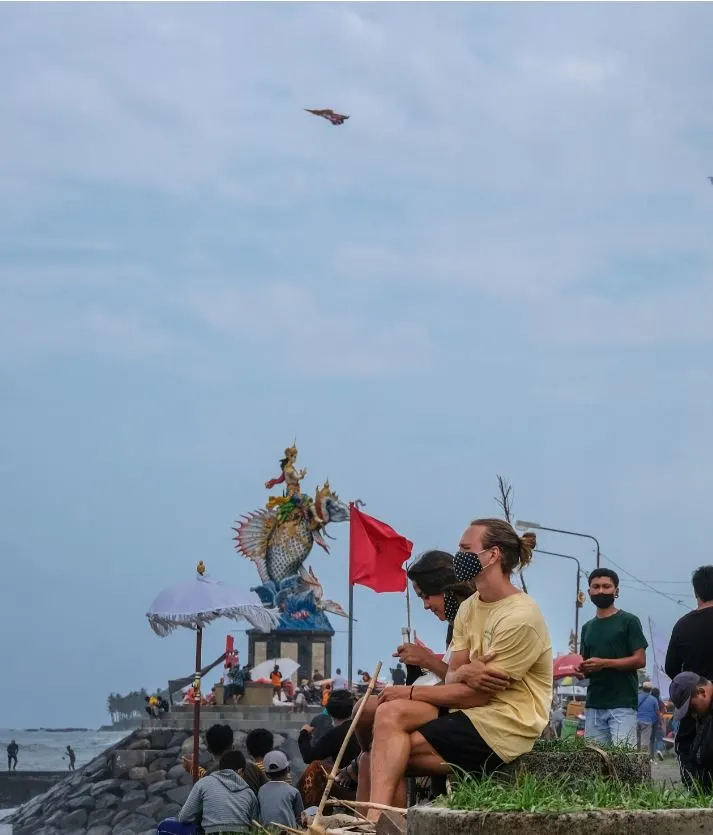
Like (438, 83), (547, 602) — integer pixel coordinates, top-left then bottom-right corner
(7, 740), (18, 772)
(66, 745), (76, 771)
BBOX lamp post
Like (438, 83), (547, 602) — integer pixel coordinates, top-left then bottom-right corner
(516, 520), (600, 569)
(535, 548), (584, 653)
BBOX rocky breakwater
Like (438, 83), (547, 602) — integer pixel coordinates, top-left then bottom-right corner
(8, 726), (290, 835)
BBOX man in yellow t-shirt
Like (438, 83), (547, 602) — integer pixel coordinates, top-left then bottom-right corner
(366, 518), (553, 821)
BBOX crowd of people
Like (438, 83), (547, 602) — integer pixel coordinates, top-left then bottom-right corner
(155, 516), (713, 831)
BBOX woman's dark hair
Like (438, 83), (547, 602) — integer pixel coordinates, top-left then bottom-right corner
(220, 749), (246, 772)
(245, 728), (274, 759)
(205, 724), (234, 756)
(407, 549), (476, 645)
(326, 690), (355, 720)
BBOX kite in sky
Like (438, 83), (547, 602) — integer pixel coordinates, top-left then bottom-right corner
(304, 108), (350, 126)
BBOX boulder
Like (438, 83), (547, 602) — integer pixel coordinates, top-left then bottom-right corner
(166, 745), (182, 758)
(165, 784), (191, 806)
(181, 736), (205, 755)
(128, 766), (149, 781)
(95, 793), (119, 810)
(66, 793), (96, 811)
(118, 788), (147, 811)
(150, 729), (174, 750)
(167, 764), (186, 781)
(112, 813), (156, 834)
(146, 769), (167, 785)
(87, 827), (112, 835)
(88, 809), (115, 827)
(162, 802), (181, 817)
(113, 749), (148, 777)
(90, 778), (124, 797)
(113, 809), (130, 825)
(147, 778), (178, 795)
(169, 732), (189, 748)
(149, 756), (176, 772)
(129, 738), (151, 750)
(59, 809), (88, 830)
(136, 796), (166, 819)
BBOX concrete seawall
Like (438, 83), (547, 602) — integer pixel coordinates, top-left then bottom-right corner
(0, 772), (66, 809)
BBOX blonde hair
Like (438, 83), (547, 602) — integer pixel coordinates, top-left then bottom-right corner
(470, 518), (536, 574)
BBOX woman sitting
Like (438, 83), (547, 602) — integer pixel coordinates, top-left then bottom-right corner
(339, 549), (477, 803)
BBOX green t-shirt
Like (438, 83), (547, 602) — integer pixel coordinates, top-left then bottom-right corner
(580, 610), (648, 710)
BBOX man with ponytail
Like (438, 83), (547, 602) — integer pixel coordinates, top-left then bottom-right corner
(366, 519), (553, 822)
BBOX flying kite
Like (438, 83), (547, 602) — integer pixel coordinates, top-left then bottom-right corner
(304, 108), (350, 126)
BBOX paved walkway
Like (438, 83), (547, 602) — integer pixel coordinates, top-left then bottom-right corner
(651, 754), (681, 786)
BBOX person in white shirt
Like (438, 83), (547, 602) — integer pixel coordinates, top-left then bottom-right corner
(332, 669), (348, 692)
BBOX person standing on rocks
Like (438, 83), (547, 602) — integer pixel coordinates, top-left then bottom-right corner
(66, 744), (76, 771)
(6, 740), (18, 772)
(576, 568), (647, 747)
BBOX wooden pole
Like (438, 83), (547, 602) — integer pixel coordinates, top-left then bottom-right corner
(192, 626), (203, 783)
(312, 661), (382, 833)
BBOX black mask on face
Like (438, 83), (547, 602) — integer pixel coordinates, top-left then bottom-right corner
(453, 550), (485, 582)
(590, 592), (616, 609)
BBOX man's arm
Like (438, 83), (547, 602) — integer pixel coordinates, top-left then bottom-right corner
(177, 781), (203, 823)
(665, 623), (683, 680)
(582, 647), (646, 674)
(444, 649), (470, 684)
(411, 683), (491, 709)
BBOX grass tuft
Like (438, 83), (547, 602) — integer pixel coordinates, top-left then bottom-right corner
(443, 772), (713, 813)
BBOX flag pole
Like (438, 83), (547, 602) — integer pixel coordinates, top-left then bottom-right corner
(347, 583), (355, 690)
(405, 580), (412, 642)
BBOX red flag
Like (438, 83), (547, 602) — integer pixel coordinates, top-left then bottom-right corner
(349, 503), (413, 592)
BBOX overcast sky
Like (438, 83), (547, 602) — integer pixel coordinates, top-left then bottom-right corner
(1, 2), (712, 729)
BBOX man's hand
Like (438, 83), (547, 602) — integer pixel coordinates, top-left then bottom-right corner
(393, 642), (431, 667)
(580, 657), (609, 675)
(301, 724), (314, 734)
(451, 652), (510, 693)
(377, 686), (411, 705)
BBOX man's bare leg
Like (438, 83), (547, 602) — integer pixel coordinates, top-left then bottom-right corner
(357, 752), (407, 808)
(352, 695), (379, 752)
(368, 701), (438, 821)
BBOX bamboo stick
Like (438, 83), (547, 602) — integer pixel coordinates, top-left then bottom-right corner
(311, 661), (382, 834)
(326, 799), (408, 815)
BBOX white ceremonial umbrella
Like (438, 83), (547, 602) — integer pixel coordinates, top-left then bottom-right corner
(250, 657), (301, 682)
(147, 562), (279, 781)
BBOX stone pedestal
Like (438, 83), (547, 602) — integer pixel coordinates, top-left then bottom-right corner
(248, 628), (333, 682)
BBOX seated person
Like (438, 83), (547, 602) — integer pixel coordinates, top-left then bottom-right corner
(176, 749), (258, 834)
(297, 690), (360, 806)
(669, 672), (713, 789)
(366, 518), (553, 821)
(343, 550), (480, 801)
(245, 728), (274, 786)
(258, 750), (304, 832)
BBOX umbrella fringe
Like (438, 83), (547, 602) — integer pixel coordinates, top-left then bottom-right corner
(148, 605), (279, 637)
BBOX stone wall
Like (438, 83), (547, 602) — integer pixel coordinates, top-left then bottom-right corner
(0, 773), (65, 810)
(7, 725), (294, 835)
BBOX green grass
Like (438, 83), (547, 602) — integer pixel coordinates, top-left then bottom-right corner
(532, 736), (638, 754)
(443, 773), (713, 814)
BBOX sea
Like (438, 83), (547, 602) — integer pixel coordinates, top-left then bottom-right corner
(0, 728), (127, 830)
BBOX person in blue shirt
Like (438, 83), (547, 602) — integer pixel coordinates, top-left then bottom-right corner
(637, 682), (661, 758)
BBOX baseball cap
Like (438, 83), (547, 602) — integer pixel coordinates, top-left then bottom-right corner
(670, 671), (701, 721)
(263, 750), (289, 773)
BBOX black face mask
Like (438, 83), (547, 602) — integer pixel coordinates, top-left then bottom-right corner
(590, 592), (615, 609)
(453, 550), (485, 582)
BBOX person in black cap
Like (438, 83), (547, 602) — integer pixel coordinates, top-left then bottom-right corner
(665, 566), (713, 786)
(670, 671), (713, 789)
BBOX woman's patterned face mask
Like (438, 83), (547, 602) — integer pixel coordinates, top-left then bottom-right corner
(453, 548), (492, 582)
(444, 590), (459, 622)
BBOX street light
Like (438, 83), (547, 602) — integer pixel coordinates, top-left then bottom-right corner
(535, 548), (584, 653)
(516, 519), (601, 569)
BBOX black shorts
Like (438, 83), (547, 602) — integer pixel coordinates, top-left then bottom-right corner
(418, 710), (504, 775)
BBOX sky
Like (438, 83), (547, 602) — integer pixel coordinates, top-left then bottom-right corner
(1, 2), (712, 729)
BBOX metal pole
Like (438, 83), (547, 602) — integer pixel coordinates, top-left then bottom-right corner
(518, 522), (600, 569)
(192, 626), (203, 783)
(347, 583), (354, 689)
(535, 548), (582, 653)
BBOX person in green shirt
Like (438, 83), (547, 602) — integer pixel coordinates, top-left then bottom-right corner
(576, 568), (647, 746)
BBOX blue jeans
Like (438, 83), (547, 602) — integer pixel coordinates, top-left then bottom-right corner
(584, 708), (636, 746)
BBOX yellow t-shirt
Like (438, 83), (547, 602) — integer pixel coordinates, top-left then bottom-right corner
(149, 696), (159, 707)
(451, 591), (553, 763)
